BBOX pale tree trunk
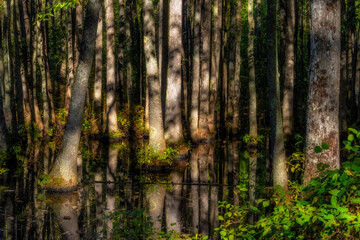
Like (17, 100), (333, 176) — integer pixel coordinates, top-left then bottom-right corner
(36, 17), (50, 138)
(282, 0), (295, 137)
(199, 0), (211, 140)
(93, 7), (102, 135)
(143, 0), (166, 152)
(118, 0), (125, 104)
(45, 0), (101, 191)
(105, 0), (119, 134)
(267, 0), (287, 190)
(65, 11), (74, 116)
(165, 0), (184, 145)
(190, 0), (201, 142)
(190, 145), (199, 234)
(209, 0), (222, 134)
(304, 0), (341, 185)
(165, 170), (183, 233)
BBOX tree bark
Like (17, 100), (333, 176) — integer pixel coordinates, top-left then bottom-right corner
(199, 0), (211, 140)
(267, 0), (287, 190)
(143, 0), (166, 152)
(209, 0), (222, 135)
(165, 0), (184, 145)
(282, 0), (296, 137)
(303, 0), (341, 185)
(65, 11), (74, 116)
(105, 0), (119, 134)
(45, 0), (101, 191)
(190, 0), (201, 142)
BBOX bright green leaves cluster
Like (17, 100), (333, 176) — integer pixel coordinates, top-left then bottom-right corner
(37, 0), (80, 22)
(343, 128), (360, 161)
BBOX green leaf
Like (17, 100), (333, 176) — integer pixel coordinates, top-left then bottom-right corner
(351, 198), (360, 204)
(218, 216), (224, 221)
(348, 134), (355, 142)
(331, 195), (337, 207)
(321, 142), (329, 150)
(250, 206), (258, 212)
(314, 146), (322, 153)
(296, 218), (304, 226)
(348, 128), (358, 135)
(262, 200), (270, 208)
(329, 189), (340, 196)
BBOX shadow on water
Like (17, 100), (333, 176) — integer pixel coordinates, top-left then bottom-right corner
(0, 140), (249, 239)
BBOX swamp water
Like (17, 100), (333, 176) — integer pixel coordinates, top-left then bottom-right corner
(0, 140), (264, 239)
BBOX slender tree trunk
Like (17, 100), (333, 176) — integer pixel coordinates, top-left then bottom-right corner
(303, 0), (341, 185)
(190, 0), (201, 142)
(199, 0), (211, 139)
(282, 0), (296, 137)
(3, 0), (13, 131)
(165, 0), (184, 145)
(267, 0), (287, 190)
(45, 0), (101, 191)
(125, 0), (134, 115)
(143, 0), (166, 152)
(74, 4), (83, 70)
(93, 7), (103, 135)
(209, 0), (222, 135)
(232, 0), (241, 137)
(105, 0), (119, 134)
(65, 11), (74, 116)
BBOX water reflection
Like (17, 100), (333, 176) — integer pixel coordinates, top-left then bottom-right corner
(0, 140), (247, 239)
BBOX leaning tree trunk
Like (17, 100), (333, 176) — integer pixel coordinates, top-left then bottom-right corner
(165, 0), (184, 145)
(267, 0), (287, 190)
(303, 0), (341, 185)
(143, 0), (166, 152)
(45, 0), (101, 191)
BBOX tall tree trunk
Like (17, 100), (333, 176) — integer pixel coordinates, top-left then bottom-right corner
(267, 0), (287, 190)
(303, 0), (341, 185)
(165, 0), (184, 145)
(199, 0), (211, 139)
(209, 0), (222, 134)
(65, 11), (74, 116)
(93, 7), (103, 135)
(125, 0), (134, 115)
(45, 0), (101, 191)
(74, 4), (83, 70)
(282, 0), (296, 137)
(3, 0), (13, 131)
(105, 0), (119, 134)
(143, 0), (166, 152)
(190, 0), (201, 142)
(232, 0), (241, 137)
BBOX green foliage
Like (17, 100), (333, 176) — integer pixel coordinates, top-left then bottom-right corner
(106, 208), (154, 240)
(137, 146), (178, 166)
(213, 130), (360, 239)
(37, 0), (80, 22)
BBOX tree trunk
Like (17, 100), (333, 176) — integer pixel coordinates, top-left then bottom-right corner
(125, 0), (134, 115)
(93, 7), (103, 135)
(105, 0), (119, 134)
(45, 0), (101, 191)
(143, 0), (166, 152)
(209, 0), (222, 135)
(165, 0), (184, 145)
(199, 0), (211, 139)
(65, 11), (74, 116)
(303, 0), (341, 185)
(267, 0), (287, 190)
(282, 0), (296, 137)
(190, 0), (201, 142)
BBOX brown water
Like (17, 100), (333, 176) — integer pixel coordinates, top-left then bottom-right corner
(0, 140), (255, 239)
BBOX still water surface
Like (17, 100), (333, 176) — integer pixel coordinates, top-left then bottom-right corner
(0, 140), (256, 239)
